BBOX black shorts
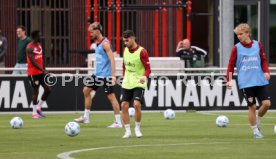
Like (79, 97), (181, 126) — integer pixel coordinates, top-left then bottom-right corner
(121, 88), (145, 102)
(241, 85), (270, 106)
(84, 74), (114, 94)
(28, 74), (46, 87)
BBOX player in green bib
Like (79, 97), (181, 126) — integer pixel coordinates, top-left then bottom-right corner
(121, 30), (151, 138)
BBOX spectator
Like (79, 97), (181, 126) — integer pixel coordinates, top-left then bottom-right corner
(176, 38), (207, 68)
(0, 28), (7, 74)
(13, 25), (31, 75)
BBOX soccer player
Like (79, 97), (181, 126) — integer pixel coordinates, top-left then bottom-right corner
(26, 30), (51, 118)
(121, 30), (151, 138)
(226, 23), (271, 138)
(74, 22), (122, 128)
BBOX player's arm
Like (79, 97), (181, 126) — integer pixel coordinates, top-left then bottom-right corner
(226, 46), (237, 89)
(26, 46), (46, 73)
(103, 41), (116, 82)
(176, 41), (183, 52)
(122, 48), (125, 78)
(258, 42), (270, 80)
(139, 49), (151, 84)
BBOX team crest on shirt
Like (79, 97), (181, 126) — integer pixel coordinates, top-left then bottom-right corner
(33, 46), (42, 54)
(35, 80), (39, 85)
(247, 97), (254, 103)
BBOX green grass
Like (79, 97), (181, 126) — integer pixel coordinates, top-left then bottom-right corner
(0, 112), (276, 159)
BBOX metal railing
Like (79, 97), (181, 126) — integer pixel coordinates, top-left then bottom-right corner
(1, 67), (276, 76)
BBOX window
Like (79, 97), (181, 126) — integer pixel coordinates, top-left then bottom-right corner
(17, 0), (69, 66)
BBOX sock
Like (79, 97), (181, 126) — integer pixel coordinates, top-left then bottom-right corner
(256, 115), (262, 125)
(124, 124), (131, 132)
(115, 114), (121, 124)
(135, 122), (141, 129)
(251, 125), (259, 134)
(38, 100), (46, 109)
(84, 109), (90, 119)
(32, 104), (38, 114)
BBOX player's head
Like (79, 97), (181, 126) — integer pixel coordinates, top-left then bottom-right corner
(88, 22), (103, 40)
(31, 30), (41, 42)
(122, 30), (136, 49)
(16, 25), (27, 39)
(234, 23), (251, 43)
(234, 23), (251, 35)
(182, 39), (191, 49)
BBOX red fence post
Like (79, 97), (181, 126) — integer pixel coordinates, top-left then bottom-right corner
(186, 0), (192, 41)
(162, 2), (167, 57)
(94, 0), (98, 22)
(86, 0), (91, 49)
(176, 0), (183, 44)
(107, 0), (112, 41)
(154, 2), (159, 57)
(116, 0), (121, 55)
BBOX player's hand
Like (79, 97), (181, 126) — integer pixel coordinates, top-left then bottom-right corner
(264, 72), (270, 80)
(138, 76), (147, 84)
(111, 76), (116, 86)
(226, 81), (232, 89)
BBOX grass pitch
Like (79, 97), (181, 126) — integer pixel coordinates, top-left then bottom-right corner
(0, 111), (276, 159)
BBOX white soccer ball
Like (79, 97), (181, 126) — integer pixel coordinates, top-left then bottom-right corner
(274, 125), (276, 134)
(216, 115), (229, 127)
(128, 107), (135, 117)
(10, 117), (23, 129)
(164, 109), (175, 120)
(65, 122), (80, 137)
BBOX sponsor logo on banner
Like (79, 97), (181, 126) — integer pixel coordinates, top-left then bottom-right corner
(0, 80), (48, 110)
(144, 77), (250, 109)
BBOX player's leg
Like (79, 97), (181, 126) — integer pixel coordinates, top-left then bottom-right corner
(104, 78), (122, 128)
(31, 86), (41, 118)
(133, 88), (144, 138)
(74, 75), (98, 123)
(121, 101), (131, 138)
(243, 88), (263, 138)
(36, 74), (51, 117)
(257, 99), (270, 123)
(28, 75), (41, 118)
(74, 86), (93, 123)
(248, 104), (257, 127)
(256, 86), (271, 127)
(106, 92), (122, 128)
(121, 88), (132, 138)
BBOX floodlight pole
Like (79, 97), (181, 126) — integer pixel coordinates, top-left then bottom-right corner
(86, 0), (91, 49)
(162, 2), (167, 57)
(108, 0), (112, 42)
(186, 0), (192, 41)
(176, 0), (183, 45)
(154, 1), (159, 57)
(116, 0), (121, 55)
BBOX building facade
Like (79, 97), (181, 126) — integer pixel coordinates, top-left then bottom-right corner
(0, 0), (275, 68)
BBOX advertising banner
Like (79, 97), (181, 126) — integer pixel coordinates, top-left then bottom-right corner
(0, 75), (275, 111)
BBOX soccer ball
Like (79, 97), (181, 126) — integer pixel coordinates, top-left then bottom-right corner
(10, 117), (23, 129)
(164, 109), (175, 120)
(274, 125), (276, 134)
(128, 107), (135, 117)
(64, 122), (80, 137)
(216, 115), (229, 127)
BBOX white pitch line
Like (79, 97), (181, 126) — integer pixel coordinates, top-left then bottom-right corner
(56, 141), (271, 159)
